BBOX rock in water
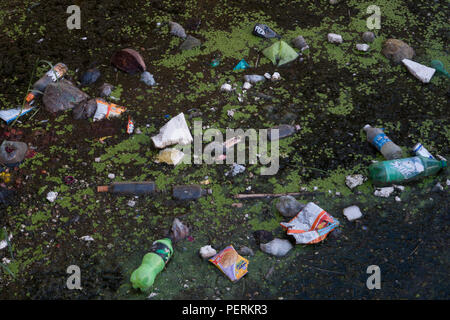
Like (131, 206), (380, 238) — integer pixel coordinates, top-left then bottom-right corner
(260, 238), (293, 257)
(99, 83), (114, 97)
(43, 79), (89, 113)
(402, 59), (436, 83)
(80, 68), (100, 86)
(171, 218), (189, 242)
(179, 35), (201, 50)
(276, 196), (306, 218)
(292, 35), (309, 51)
(253, 230), (274, 245)
(73, 98), (98, 120)
(362, 31), (375, 43)
(169, 21), (187, 38)
(111, 48), (146, 74)
(382, 39), (415, 64)
(239, 246), (254, 256)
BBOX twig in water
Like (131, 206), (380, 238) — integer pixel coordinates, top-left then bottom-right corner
(303, 264), (344, 275)
(234, 192), (322, 199)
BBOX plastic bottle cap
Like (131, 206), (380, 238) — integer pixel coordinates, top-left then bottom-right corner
(363, 124), (371, 131)
(97, 186), (109, 192)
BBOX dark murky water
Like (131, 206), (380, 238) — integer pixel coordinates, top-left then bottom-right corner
(0, 0), (448, 299)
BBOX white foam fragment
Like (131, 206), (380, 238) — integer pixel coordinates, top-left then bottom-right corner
(343, 206), (363, 221)
(402, 59), (436, 83)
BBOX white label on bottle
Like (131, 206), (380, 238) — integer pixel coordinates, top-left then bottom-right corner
(46, 69), (61, 81)
(391, 158), (424, 179)
(254, 25), (265, 35)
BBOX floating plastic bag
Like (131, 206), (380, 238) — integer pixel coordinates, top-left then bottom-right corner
(0, 107), (35, 124)
(280, 202), (339, 244)
(93, 98), (126, 121)
(151, 113), (193, 148)
(262, 40), (299, 66)
(233, 59), (250, 71)
(209, 245), (249, 282)
(155, 148), (185, 166)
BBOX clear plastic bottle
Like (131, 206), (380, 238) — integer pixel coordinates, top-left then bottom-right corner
(173, 185), (206, 200)
(363, 124), (403, 160)
(97, 182), (156, 195)
(25, 63), (68, 105)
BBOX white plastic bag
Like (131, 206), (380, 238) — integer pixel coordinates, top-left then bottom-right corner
(151, 113), (193, 148)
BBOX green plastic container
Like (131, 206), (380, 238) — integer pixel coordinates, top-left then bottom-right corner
(130, 238), (173, 292)
(369, 156), (447, 186)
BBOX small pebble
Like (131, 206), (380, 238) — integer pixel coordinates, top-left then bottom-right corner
(362, 31), (375, 43)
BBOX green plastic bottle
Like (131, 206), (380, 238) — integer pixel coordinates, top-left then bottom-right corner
(369, 156), (447, 186)
(130, 238), (173, 292)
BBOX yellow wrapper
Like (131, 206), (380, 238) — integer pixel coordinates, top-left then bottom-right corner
(209, 245), (249, 282)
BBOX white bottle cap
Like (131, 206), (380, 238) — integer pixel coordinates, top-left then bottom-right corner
(363, 124), (371, 131)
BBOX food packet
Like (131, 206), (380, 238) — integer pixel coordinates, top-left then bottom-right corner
(93, 98), (126, 121)
(209, 245), (249, 282)
(280, 202), (339, 244)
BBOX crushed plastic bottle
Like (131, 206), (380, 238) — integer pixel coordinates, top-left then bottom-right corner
(363, 124), (403, 160)
(130, 238), (173, 291)
(369, 156), (447, 186)
(252, 23), (280, 39)
(173, 185), (206, 200)
(412, 143), (435, 160)
(25, 62), (68, 106)
(80, 68), (101, 86)
(97, 181), (156, 195)
(430, 60), (450, 78)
